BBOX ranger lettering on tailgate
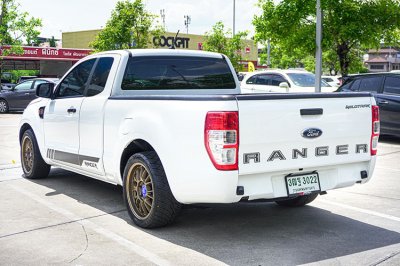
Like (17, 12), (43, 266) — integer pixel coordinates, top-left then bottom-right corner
(243, 144), (368, 164)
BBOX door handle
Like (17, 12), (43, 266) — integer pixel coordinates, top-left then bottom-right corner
(378, 100), (389, 105)
(67, 107), (76, 113)
(24, 93), (30, 95)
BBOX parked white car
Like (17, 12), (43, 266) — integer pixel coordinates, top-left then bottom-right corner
(322, 75), (341, 88)
(241, 70), (335, 93)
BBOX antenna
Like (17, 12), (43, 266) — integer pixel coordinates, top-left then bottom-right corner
(169, 30), (180, 49)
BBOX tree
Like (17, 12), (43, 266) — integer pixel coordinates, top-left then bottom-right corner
(90, 0), (162, 51)
(0, 0), (41, 85)
(49, 36), (56, 47)
(259, 42), (308, 69)
(254, 0), (400, 76)
(203, 21), (248, 71)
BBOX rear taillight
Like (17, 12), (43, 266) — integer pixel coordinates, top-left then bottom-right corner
(371, 105), (380, 155)
(205, 111), (239, 170)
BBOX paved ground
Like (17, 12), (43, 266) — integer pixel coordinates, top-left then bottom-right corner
(1, 113), (400, 265)
(0, 113), (20, 166)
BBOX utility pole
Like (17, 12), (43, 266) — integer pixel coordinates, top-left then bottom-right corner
(233, 0), (236, 37)
(315, 0), (322, 93)
(160, 9), (166, 30)
(184, 15), (191, 34)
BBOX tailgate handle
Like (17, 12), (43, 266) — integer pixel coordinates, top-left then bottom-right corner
(67, 107), (77, 113)
(300, 108), (323, 116)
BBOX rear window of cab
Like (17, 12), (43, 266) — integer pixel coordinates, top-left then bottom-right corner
(121, 56), (236, 90)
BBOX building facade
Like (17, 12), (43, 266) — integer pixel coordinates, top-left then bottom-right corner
(0, 46), (91, 77)
(365, 48), (400, 72)
(62, 30), (258, 68)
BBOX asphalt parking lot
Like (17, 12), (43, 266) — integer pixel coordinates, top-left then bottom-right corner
(1, 113), (400, 265)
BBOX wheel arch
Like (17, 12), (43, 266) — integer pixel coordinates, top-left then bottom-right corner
(19, 123), (33, 144)
(120, 139), (156, 179)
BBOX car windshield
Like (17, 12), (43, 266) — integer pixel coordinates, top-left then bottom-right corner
(287, 73), (330, 87)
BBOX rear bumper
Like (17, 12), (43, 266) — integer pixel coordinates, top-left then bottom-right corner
(238, 159), (376, 201)
(176, 159), (376, 204)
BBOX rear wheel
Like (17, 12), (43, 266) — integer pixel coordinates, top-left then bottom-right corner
(21, 129), (51, 179)
(275, 193), (319, 207)
(123, 151), (181, 228)
(0, 99), (8, 113)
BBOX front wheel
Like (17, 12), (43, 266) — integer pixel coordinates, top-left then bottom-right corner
(123, 151), (181, 228)
(275, 193), (319, 207)
(21, 129), (51, 179)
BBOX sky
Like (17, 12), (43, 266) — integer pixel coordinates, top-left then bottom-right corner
(17, 0), (262, 40)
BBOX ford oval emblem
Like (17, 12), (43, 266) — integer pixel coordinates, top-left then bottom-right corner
(302, 128), (323, 139)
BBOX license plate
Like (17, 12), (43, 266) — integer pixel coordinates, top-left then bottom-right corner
(285, 172), (321, 196)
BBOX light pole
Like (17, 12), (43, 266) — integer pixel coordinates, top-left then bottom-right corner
(233, 0), (236, 37)
(315, 0), (322, 93)
(184, 15), (191, 34)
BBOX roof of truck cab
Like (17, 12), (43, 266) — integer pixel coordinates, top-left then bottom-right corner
(93, 49), (224, 59)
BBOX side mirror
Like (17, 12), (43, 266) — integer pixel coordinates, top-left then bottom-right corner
(279, 82), (290, 92)
(36, 83), (54, 98)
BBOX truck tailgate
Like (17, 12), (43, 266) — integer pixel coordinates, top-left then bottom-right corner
(237, 93), (374, 175)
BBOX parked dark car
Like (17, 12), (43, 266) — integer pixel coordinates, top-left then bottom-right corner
(336, 73), (400, 136)
(1, 79), (15, 90)
(0, 78), (58, 113)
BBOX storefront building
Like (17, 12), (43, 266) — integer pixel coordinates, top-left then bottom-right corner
(62, 30), (258, 68)
(0, 46), (91, 78)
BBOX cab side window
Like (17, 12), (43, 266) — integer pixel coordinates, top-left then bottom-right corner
(56, 59), (96, 98)
(86, 57), (114, 97)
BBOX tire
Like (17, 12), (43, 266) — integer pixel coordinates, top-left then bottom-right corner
(0, 99), (9, 113)
(275, 193), (319, 207)
(21, 129), (51, 179)
(123, 151), (181, 228)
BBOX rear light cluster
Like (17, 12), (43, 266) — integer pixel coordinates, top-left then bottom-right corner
(371, 105), (380, 155)
(204, 111), (239, 170)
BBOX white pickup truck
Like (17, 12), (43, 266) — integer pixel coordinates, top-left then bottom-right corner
(19, 49), (380, 228)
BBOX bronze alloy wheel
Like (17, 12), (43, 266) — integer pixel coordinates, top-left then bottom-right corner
(21, 135), (34, 175)
(123, 151), (181, 228)
(126, 162), (154, 219)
